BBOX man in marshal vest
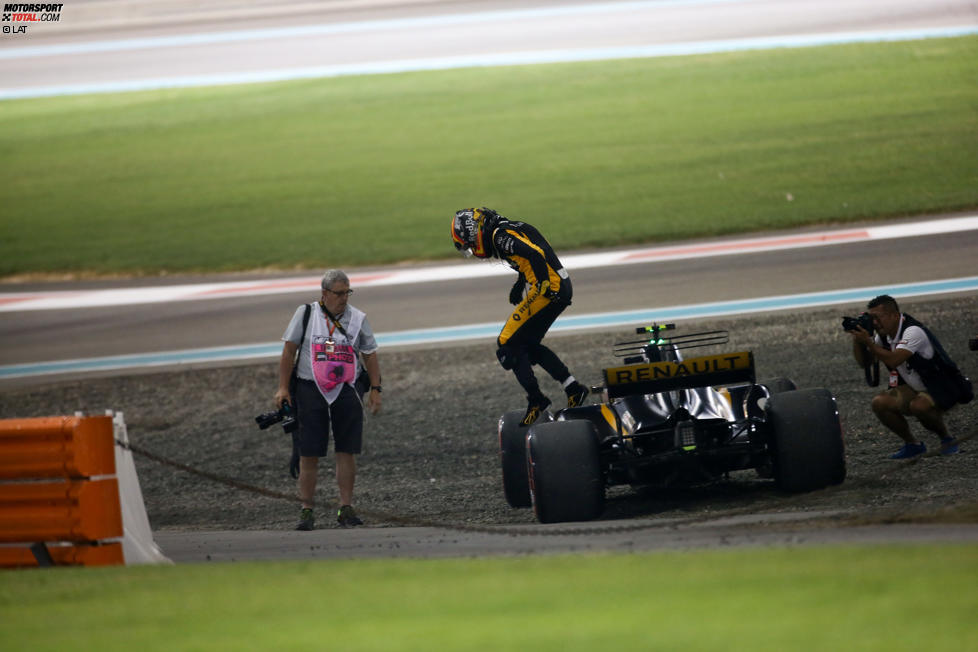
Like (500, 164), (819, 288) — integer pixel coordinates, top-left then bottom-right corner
(275, 269), (382, 530)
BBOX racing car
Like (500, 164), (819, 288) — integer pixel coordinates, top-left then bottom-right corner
(498, 323), (846, 523)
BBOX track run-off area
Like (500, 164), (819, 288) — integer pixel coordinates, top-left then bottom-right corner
(1, 1), (976, 578)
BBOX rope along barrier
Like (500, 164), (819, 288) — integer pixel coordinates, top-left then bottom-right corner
(118, 427), (975, 537)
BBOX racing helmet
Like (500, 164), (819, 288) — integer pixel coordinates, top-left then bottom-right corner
(452, 208), (488, 258)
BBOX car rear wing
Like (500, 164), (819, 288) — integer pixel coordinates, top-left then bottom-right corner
(614, 324), (729, 363)
(603, 351), (755, 398)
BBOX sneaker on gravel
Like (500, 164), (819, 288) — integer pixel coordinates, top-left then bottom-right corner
(337, 505), (363, 527)
(890, 442), (927, 459)
(940, 437), (960, 456)
(565, 382), (589, 408)
(521, 396), (551, 426)
(295, 507), (315, 531)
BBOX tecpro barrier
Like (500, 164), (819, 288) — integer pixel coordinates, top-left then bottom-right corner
(0, 414), (169, 568)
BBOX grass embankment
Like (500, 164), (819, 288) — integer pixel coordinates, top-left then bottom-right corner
(1, 545), (975, 651)
(1, 37), (975, 278)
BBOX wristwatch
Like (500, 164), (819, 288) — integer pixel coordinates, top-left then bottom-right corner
(370, 386), (382, 393)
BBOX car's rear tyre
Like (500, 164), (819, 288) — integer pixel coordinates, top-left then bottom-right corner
(527, 420), (604, 523)
(767, 388), (846, 492)
(760, 377), (797, 395)
(499, 410), (532, 508)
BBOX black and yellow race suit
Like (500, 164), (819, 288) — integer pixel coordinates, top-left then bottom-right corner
(490, 220), (573, 401)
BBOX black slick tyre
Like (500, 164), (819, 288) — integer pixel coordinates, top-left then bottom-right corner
(767, 388), (846, 492)
(498, 410), (532, 508)
(527, 420), (604, 523)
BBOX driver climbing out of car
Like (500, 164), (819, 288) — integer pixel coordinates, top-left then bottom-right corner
(451, 207), (589, 425)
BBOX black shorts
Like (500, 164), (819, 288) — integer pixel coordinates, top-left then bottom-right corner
(295, 380), (363, 456)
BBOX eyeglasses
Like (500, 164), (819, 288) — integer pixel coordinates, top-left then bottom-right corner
(323, 288), (354, 297)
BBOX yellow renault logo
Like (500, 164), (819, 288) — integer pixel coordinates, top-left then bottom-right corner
(606, 351), (752, 386)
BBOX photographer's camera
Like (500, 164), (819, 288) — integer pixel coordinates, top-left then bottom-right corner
(843, 312), (880, 387)
(842, 312), (875, 334)
(255, 400), (298, 433)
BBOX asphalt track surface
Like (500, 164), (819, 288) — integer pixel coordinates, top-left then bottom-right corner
(2, 215), (977, 372)
(2, 1), (977, 561)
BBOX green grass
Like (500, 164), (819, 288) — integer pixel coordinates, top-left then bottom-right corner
(1, 37), (976, 277)
(1, 545), (975, 650)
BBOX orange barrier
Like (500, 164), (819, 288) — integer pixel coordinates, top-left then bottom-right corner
(0, 416), (125, 568)
(0, 478), (123, 543)
(0, 416), (116, 479)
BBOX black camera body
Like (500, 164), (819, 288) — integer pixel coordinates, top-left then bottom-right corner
(842, 312), (875, 335)
(255, 401), (298, 433)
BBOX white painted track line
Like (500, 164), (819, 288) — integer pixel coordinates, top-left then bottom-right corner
(2, 215), (976, 312)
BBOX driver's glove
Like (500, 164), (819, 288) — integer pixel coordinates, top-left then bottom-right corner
(509, 277), (526, 305)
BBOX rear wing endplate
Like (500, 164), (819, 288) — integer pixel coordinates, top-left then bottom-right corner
(603, 351), (755, 399)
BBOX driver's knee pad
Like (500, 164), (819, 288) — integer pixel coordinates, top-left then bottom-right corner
(496, 345), (517, 370)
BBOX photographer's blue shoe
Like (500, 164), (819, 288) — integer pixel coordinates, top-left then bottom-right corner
(890, 442), (926, 459)
(940, 437), (960, 456)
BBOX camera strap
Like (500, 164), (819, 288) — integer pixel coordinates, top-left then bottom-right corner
(285, 304), (313, 479)
(295, 304), (312, 361)
(289, 304), (313, 395)
(865, 356), (880, 387)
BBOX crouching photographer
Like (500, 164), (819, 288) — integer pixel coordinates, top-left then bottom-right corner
(845, 295), (973, 459)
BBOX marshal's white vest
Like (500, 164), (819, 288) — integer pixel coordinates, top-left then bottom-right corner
(308, 304), (365, 404)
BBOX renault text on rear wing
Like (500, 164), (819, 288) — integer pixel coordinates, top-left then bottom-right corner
(603, 351), (755, 398)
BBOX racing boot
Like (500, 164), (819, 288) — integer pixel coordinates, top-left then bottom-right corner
(521, 395), (551, 426)
(565, 381), (589, 408)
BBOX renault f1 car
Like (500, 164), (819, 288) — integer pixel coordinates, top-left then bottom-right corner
(498, 324), (846, 524)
